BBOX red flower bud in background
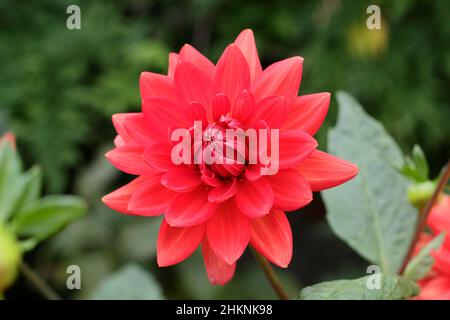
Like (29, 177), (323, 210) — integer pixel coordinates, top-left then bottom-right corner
(0, 132), (15, 150)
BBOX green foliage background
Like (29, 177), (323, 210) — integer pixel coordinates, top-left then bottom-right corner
(0, 0), (449, 299)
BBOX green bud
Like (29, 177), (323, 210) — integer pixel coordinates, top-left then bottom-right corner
(0, 222), (22, 293)
(407, 181), (436, 210)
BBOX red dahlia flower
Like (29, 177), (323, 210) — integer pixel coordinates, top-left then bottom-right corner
(416, 195), (450, 299)
(103, 29), (358, 285)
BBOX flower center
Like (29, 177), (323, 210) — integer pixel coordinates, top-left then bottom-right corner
(196, 116), (246, 179)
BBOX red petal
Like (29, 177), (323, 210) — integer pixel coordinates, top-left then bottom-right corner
(121, 113), (162, 146)
(179, 44), (215, 76)
(112, 113), (139, 143)
(231, 89), (255, 123)
(168, 52), (179, 78)
(127, 174), (177, 215)
(295, 150), (359, 191)
(210, 94), (231, 122)
(248, 96), (288, 128)
(143, 142), (177, 172)
(233, 29), (262, 83)
(208, 178), (237, 203)
(251, 57), (303, 103)
(250, 210), (292, 268)
(214, 44), (250, 104)
(157, 219), (205, 267)
(142, 97), (190, 140)
(200, 167), (222, 187)
(105, 143), (156, 175)
(235, 177), (273, 218)
(244, 164), (262, 181)
(114, 135), (126, 147)
(267, 169), (312, 211)
(102, 176), (146, 214)
(161, 167), (202, 192)
(206, 200), (250, 264)
(278, 130), (317, 169)
(202, 239), (236, 285)
(140, 72), (176, 100)
(187, 101), (208, 124)
(283, 93), (330, 135)
(175, 61), (214, 108)
(166, 186), (218, 227)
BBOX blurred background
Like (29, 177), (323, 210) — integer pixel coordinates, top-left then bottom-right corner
(1, 0), (449, 299)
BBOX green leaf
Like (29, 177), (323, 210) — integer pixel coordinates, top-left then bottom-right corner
(411, 145), (429, 180)
(404, 233), (445, 281)
(0, 141), (23, 221)
(11, 195), (87, 242)
(11, 166), (42, 215)
(298, 275), (419, 300)
(401, 145), (430, 182)
(89, 263), (163, 300)
(322, 92), (417, 274)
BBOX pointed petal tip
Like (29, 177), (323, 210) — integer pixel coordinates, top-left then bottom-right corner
(104, 149), (122, 164)
(250, 210), (293, 268)
(318, 92), (331, 102)
(180, 43), (190, 49)
(273, 257), (290, 269)
(296, 150), (359, 191)
(156, 257), (171, 268)
(100, 195), (109, 205)
(157, 220), (205, 267)
(235, 29), (255, 41)
(240, 28), (254, 35)
(350, 162), (359, 177)
(336, 156), (359, 177)
(314, 91), (331, 100)
(102, 193), (127, 214)
(179, 43), (193, 53)
(289, 56), (304, 64)
(202, 239), (236, 285)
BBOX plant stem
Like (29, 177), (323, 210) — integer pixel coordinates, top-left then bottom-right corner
(20, 262), (61, 300)
(251, 248), (290, 300)
(399, 160), (450, 275)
